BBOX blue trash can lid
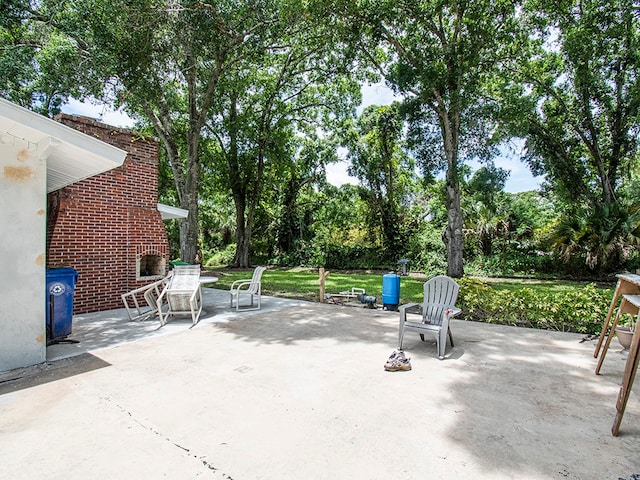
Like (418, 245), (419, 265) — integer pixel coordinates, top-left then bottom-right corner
(46, 267), (79, 280)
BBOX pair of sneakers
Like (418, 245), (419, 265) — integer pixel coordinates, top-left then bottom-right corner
(384, 349), (411, 371)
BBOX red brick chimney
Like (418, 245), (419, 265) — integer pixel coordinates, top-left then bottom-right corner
(47, 115), (169, 314)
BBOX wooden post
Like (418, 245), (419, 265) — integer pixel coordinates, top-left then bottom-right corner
(319, 267), (330, 303)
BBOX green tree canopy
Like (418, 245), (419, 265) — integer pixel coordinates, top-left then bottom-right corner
(346, 103), (415, 260)
(502, 0), (640, 210)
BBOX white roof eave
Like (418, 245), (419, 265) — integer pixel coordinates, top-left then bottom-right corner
(157, 203), (188, 220)
(0, 98), (127, 192)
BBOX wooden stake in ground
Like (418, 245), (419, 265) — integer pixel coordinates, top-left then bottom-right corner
(318, 268), (330, 303)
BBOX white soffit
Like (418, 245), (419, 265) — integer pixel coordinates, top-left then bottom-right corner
(0, 98), (127, 192)
(158, 203), (188, 220)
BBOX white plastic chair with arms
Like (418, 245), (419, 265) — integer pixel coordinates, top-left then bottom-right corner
(157, 265), (203, 326)
(398, 275), (461, 359)
(121, 272), (172, 321)
(230, 266), (266, 311)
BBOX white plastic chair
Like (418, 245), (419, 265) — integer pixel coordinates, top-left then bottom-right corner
(398, 275), (461, 359)
(157, 265), (203, 326)
(121, 272), (172, 321)
(230, 266), (266, 311)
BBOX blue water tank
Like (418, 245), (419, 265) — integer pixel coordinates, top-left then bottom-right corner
(382, 273), (400, 311)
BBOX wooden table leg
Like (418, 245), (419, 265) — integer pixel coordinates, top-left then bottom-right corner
(596, 294), (640, 374)
(596, 308), (624, 375)
(595, 280), (624, 359)
(612, 325), (640, 436)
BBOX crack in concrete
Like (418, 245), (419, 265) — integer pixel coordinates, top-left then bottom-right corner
(106, 398), (234, 479)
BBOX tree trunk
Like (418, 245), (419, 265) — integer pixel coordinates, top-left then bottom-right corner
(143, 95), (203, 264)
(179, 192), (200, 264)
(233, 199), (251, 268)
(444, 173), (464, 278)
(227, 92), (252, 269)
(277, 174), (299, 254)
(227, 88), (267, 268)
(179, 128), (202, 264)
(235, 161), (260, 268)
(232, 188), (255, 269)
(439, 105), (464, 278)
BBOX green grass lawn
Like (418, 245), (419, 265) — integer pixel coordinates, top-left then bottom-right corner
(206, 267), (403, 302)
(203, 267), (616, 304)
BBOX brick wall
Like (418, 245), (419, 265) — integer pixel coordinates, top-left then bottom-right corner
(47, 115), (169, 314)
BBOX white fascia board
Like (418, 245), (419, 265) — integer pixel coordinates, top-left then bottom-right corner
(0, 98), (127, 192)
(157, 203), (189, 220)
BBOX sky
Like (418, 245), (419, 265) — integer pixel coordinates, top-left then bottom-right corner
(61, 98), (135, 129)
(62, 83), (544, 193)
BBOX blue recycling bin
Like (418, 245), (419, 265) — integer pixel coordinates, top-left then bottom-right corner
(46, 268), (79, 341)
(382, 273), (401, 311)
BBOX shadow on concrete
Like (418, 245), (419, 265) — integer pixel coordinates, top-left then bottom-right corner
(0, 353), (111, 395)
(438, 324), (640, 478)
(211, 303), (402, 347)
(207, 302), (640, 478)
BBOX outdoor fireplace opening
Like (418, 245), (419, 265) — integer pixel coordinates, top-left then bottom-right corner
(137, 254), (165, 280)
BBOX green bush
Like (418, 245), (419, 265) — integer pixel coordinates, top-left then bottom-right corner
(405, 225), (447, 273)
(204, 244), (236, 267)
(465, 252), (557, 277)
(318, 244), (389, 270)
(457, 277), (611, 334)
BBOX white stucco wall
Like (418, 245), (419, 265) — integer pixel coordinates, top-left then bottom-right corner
(0, 138), (47, 371)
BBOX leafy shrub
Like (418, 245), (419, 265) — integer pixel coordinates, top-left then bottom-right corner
(625, 250), (640, 272)
(204, 244), (236, 267)
(550, 201), (640, 274)
(404, 225), (447, 273)
(323, 244), (389, 270)
(270, 240), (390, 270)
(458, 278), (611, 334)
(465, 252), (557, 277)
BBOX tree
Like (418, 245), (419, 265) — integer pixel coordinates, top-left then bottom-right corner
(204, 12), (360, 267)
(333, 0), (520, 277)
(552, 202), (640, 273)
(346, 103), (415, 260)
(496, 0), (640, 270)
(0, 0), (102, 115)
(309, 183), (372, 268)
(504, 0), (640, 211)
(11, 0), (282, 263)
(272, 136), (339, 258)
(463, 165), (510, 256)
(9, 0), (360, 267)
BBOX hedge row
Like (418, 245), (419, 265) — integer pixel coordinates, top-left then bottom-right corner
(457, 278), (612, 335)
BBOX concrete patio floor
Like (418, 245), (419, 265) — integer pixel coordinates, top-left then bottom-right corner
(1, 287), (639, 479)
